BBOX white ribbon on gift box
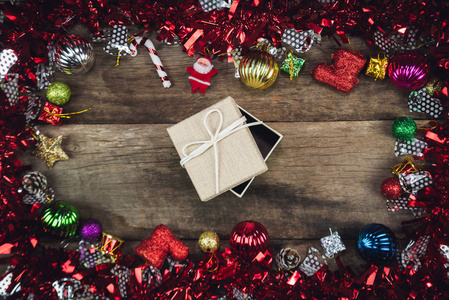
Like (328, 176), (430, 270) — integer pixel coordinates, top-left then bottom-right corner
(180, 108), (262, 194)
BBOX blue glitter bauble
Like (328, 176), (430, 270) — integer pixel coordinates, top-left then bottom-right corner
(357, 223), (397, 265)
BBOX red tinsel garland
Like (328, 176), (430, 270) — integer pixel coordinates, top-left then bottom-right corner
(1, 0), (449, 298)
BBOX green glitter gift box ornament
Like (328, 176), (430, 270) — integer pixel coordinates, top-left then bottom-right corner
(40, 200), (79, 238)
(281, 51), (305, 80)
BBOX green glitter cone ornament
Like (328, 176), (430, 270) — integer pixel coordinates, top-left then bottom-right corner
(46, 82), (71, 105)
(40, 200), (79, 238)
(392, 117), (416, 141)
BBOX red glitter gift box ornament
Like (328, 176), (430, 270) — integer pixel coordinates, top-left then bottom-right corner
(38, 102), (63, 125)
(311, 48), (367, 93)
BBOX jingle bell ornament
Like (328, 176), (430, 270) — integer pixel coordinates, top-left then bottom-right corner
(238, 43), (279, 89)
(198, 231), (220, 253)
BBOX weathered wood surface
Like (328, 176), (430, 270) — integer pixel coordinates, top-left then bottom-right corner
(21, 121), (410, 242)
(53, 32), (421, 124)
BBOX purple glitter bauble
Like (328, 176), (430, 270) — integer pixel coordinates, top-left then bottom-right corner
(79, 219), (103, 242)
(388, 51), (430, 91)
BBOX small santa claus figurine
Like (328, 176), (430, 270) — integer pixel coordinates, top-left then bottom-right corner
(186, 57), (218, 94)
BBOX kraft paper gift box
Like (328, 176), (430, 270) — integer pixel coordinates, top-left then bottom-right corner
(167, 96), (278, 202)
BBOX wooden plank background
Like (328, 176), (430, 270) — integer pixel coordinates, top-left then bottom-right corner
(18, 29), (426, 274)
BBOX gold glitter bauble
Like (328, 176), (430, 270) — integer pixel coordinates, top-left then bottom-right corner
(46, 82), (71, 105)
(239, 48), (279, 89)
(198, 231), (220, 253)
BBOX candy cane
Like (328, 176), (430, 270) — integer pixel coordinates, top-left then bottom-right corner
(130, 37), (171, 88)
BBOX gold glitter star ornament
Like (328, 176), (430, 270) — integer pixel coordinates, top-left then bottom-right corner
(33, 134), (69, 169)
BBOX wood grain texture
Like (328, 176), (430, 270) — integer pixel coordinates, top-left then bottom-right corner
(51, 30), (422, 124)
(20, 121), (411, 243)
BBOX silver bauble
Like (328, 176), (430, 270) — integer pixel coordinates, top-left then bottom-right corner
(54, 35), (95, 75)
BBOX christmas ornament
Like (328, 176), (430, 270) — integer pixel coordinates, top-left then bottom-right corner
(392, 117), (416, 141)
(238, 44), (279, 90)
(365, 54), (388, 80)
(38, 102), (91, 125)
(408, 88), (443, 118)
(394, 138), (428, 157)
(22, 171), (47, 195)
(0, 49), (17, 80)
(275, 247), (301, 270)
(357, 223), (397, 265)
(36, 58), (54, 90)
(380, 178), (403, 200)
(400, 235), (430, 271)
(299, 247), (326, 276)
(199, 0), (230, 12)
(0, 270), (21, 297)
(135, 224), (189, 269)
(111, 265), (131, 298)
(0, 73), (19, 105)
(311, 48), (367, 93)
(54, 34), (95, 75)
(46, 82), (71, 105)
(33, 133), (69, 169)
(22, 187), (54, 205)
(425, 78), (444, 96)
(231, 46), (243, 78)
(78, 240), (113, 268)
(385, 194), (426, 217)
(98, 233), (124, 262)
(198, 231), (220, 253)
(388, 51), (430, 90)
(320, 228), (346, 258)
(25, 95), (42, 124)
(129, 37), (171, 88)
(399, 171), (433, 193)
(104, 25), (131, 57)
(52, 278), (81, 300)
(79, 219), (103, 243)
(281, 29), (318, 53)
(280, 51), (305, 80)
(186, 56), (217, 93)
(40, 200), (80, 238)
(38, 102), (63, 126)
(230, 221), (270, 258)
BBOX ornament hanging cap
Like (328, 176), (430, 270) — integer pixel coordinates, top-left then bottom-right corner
(201, 47), (212, 61)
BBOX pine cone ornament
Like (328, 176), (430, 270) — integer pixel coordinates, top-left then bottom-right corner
(276, 247), (301, 270)
(22, 171), (47, 195)
(23, 187), (54, 205)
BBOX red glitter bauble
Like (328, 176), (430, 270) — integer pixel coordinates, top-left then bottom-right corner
(230, 221), (270, 258)
(380, 177), (403, 200)
(388, 51), (430, 90)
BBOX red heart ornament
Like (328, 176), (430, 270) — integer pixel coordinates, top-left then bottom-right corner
(311, 48), (367, 93)
(135, 224), (189, 269)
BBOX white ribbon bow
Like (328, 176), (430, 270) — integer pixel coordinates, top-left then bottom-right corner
(180, 109), (262, 194)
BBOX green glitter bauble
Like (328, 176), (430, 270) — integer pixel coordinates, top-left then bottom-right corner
(46, 82), (71, 105)
(392, 117), (416, 141)
(40, 200), (79, 238)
